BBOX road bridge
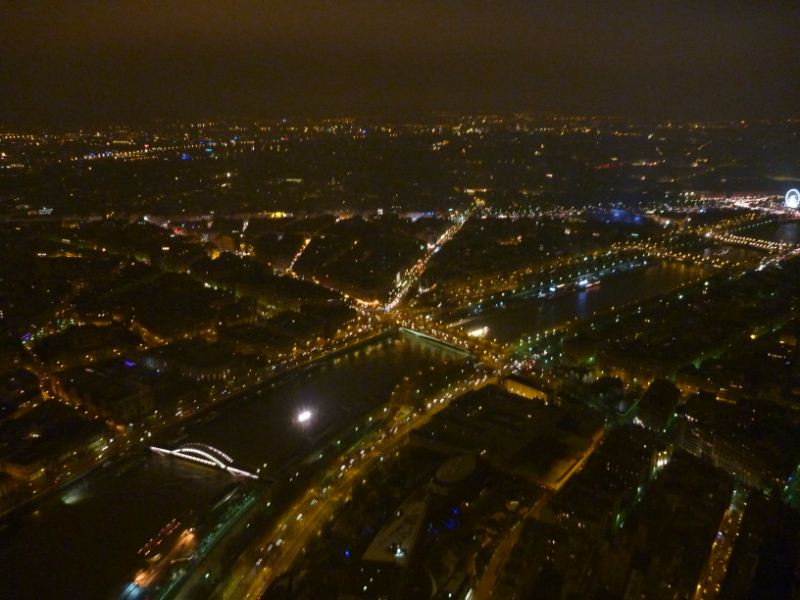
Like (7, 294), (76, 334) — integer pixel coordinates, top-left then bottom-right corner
(398, 326), (473, 357)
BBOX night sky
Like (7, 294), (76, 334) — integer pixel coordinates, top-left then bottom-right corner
(2, 1), (798, 126)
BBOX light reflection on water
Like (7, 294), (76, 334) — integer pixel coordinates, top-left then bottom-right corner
(457, 262), (711, 344)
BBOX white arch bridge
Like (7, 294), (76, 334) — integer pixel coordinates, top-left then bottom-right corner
(149, 442), (259, 480)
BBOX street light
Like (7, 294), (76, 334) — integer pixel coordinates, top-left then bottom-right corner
(296, 409), (313, 424)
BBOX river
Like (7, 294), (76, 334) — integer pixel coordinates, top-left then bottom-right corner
(0, 335), (463, 600)
(452, 261), (712, 344)
(749, 220), (800, 244)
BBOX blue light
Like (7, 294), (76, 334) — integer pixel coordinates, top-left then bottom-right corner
(444, 518), (458, 530)
(181, 154), (191, 161)
(344, 550), (351, 558)
(121, 582), (143, 599)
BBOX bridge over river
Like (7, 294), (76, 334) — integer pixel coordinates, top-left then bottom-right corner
(0, 331), (467, 600)
(149, 443), (259, 480)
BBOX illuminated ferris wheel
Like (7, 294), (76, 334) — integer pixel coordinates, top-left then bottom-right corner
(785, 188), (800, 210)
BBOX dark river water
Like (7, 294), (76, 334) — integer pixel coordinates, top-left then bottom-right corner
(452, 261), (711, 344)
(0, 335), (462, 600)
(749, 220), (800, 244)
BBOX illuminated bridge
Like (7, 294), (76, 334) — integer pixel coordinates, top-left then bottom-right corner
(149, 442), (259, 480)
(399, 326), (473, 357)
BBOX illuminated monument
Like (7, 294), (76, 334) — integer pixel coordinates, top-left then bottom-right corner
(786, 188), (800, 210)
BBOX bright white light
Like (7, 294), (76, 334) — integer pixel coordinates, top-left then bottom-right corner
(296, 409), (313, 424)
(468, 326), (489, 338)
(785, 189), (800, 210)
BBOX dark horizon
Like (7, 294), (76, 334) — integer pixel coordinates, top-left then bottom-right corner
(2, 1), (799, 128)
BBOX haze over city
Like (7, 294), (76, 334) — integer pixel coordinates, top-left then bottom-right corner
(2, 1), (799, 125)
